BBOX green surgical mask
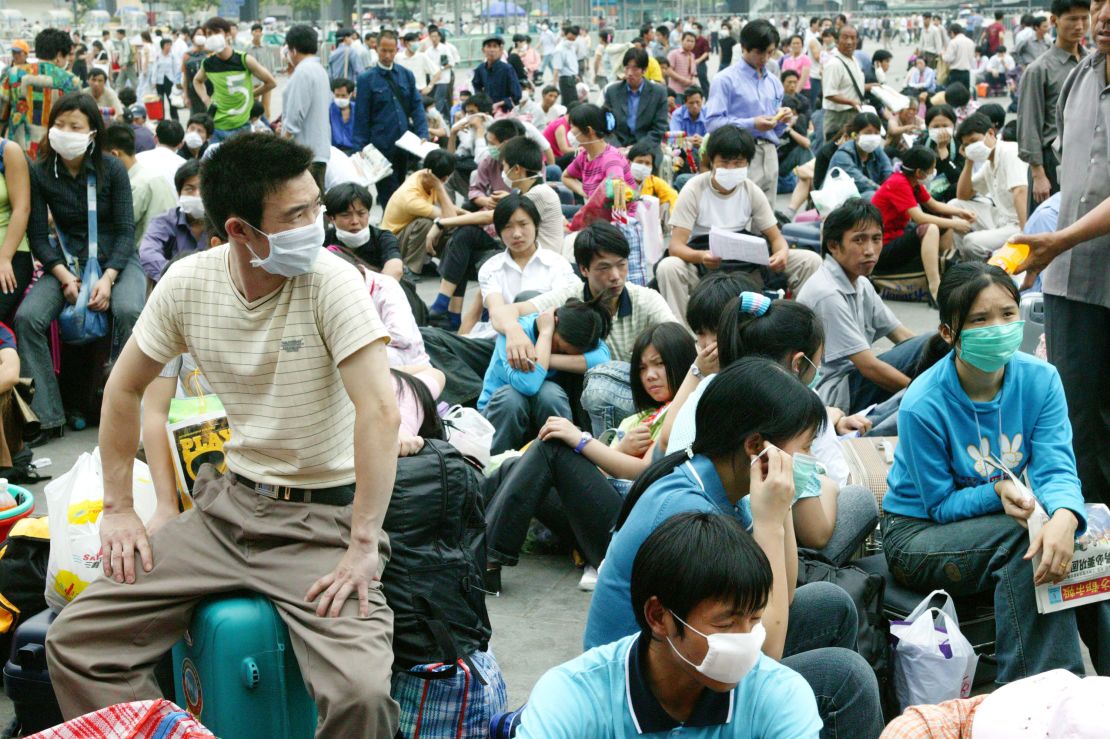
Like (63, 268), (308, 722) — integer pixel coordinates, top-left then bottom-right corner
(801, 354), (822, 391)
(486, 145), (500, 159)
(957, 321), (1025, 373)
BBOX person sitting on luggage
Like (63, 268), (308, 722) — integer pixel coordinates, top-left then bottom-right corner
(881, 262), (1109, 684)
(826, 111), (893, 202)
(656, 125), (822, 325)
(379, 149), (460, 280)
(797, 200), (931, 414)
(489, 221), (676, 435)
(870, 146), (978, 304)
(479, 298), (612, 454)
(48, 133), (404, 737)
(323, 182), (404, 282)
(139, 160), (210, 284)
(627, 141), (677, 214)
(485, 322), (695, 591)
(949, 113), (1029, 261)
(584, 358), (885, 738)
(914, 104), (964, 204)
(516, 512), (823, 738)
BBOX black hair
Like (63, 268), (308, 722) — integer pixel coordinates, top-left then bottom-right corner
(39, 93), (104, 176)
(994, 45), (1008, 54)
(251, 22), (263, 31)
(655, 25), (669, 36)
(976, 103), (1007, 132)
(500, 135), (542, 173)
(391, 370), (445, 440)
(1032, 15), (1048, 27)
(705, 125), (756, 164)
(924, 104), (957, 127)
(573, 220), (630, 269)
(156, 118), (184, 147)
(421, 95), (436, 110)
(467, 93), (493, 114)
(631, 511), (772, 638)
(627, 140), (657, 168)
(34, 28), (73, 61)
(487, 118), (525, 144)
(948, 23), (964, 36)
(956, 112), (993, 143)
(202, 16), (232, 34)
(423, 149), (457, 178)
(780, 69), (800, 81)
(945, 82), (971, 108)
(685, 272), (759, 334)
(250, 101), (265, 119)
(901, 145), (938, 177)
(324, 181), (374, 216)
(789, 34), (805, 45)
(622, 46), (649, 70)
(568, 103), (613, 137)
(850, 111), (883, 134)
(174, 158), (201, 193)
(200, 133), (314, 239)
(616, 358), (827, 530)
(681, 31), (697, 41)
(821, 200), (883, 253)
(629, 323), (696, 412)
(87, 67), (108, 80)
(872, 49), (892, 64)
(104, 123), (136, 157)
(378, 30), (398, 44)
(331, 77), (354, 94)
(1051, 0), (1090, 15)
(285, 24), (317, 55)
(921, 262), (1022, 370)
(541, 85), (558, 96)
(740, 19), (776, 51)
(119, 88), (138, 108)
(187, 112), (214, 136)
(683, 86), (704, 100)
(554, 298), (612, 352)
(492, 192), (540, 236)
(717, 299), (824, 371)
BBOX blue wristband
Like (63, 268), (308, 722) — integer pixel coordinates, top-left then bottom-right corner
(574, 432), (593, 454)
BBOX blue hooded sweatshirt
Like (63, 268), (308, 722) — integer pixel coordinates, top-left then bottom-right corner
(882, 350), (1087, 532)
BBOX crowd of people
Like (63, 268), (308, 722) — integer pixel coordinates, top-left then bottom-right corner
(0, 3), (1105, 737)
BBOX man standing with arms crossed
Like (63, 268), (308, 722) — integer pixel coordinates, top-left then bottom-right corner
(45, 133), (402, 737)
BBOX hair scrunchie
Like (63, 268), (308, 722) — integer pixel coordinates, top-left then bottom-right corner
(738, 291), (772, 318)
(604, 110), (616, 133)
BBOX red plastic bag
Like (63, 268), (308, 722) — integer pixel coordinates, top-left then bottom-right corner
(28, 699), (214, 738)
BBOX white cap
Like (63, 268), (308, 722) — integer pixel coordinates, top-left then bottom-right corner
(972, 669), (1110, 739)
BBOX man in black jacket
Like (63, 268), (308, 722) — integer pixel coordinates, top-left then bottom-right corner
(603, 47), (668, 148)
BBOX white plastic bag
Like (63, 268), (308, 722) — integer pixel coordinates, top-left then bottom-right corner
(811, 167), (861, 217)
(442, 406), (494, 469)
(890, 589), (979, 710)
(45, 449), (158, 612)
(638, 195), (664, 276)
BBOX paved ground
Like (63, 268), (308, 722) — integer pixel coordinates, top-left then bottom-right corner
(1, 32), (1092, 731)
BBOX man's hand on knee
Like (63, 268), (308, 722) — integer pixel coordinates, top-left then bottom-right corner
(306, 540), (382, 618)
(101, 508), (154, 584)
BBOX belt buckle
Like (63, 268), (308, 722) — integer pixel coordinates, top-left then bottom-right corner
(257, 484), (280, 500)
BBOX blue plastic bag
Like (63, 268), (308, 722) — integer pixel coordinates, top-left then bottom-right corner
(57, 171), (109, 346)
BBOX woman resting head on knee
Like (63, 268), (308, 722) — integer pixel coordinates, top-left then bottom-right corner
(881, 262), (1102, 683)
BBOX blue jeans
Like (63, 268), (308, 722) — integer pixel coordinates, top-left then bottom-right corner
(14, 253), (146, 429)
(483, 382), (573, 454)
(818, 484), (881, 566)
(211, 123), (251, 142)
(846, 333), (930, 414)
(544, 164), (562, 182)
(782, 582), (885, 739)
(882, 512), (1109, 683)
(674, 173), (695, 192)
(579, 361), (635, 437)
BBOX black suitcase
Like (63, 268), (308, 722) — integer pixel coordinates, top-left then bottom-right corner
(3, 608), (62, 736)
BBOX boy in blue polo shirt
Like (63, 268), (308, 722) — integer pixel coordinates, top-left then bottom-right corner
(517, 512), (821, 738)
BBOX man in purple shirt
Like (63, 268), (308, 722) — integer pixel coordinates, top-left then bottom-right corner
(139, 160), (209, 282)
(703, 19), (794, 205)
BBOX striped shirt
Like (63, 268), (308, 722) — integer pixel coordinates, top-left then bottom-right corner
(132, 246), (389, 487)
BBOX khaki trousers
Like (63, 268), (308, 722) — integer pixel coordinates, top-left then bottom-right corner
(46, 466), (399, 738)
(949, 198), (1020, 260)
(396, 217), (436, 274)
(752, 140), (780, 207)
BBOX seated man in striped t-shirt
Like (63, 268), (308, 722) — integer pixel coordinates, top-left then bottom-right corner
(46, 134), (402, 738)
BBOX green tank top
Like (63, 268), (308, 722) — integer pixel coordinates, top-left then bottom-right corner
(0, 164), (28, 254)
(202, 51), (254, 131)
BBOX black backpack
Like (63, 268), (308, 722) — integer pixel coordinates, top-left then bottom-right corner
(0, 517), (49, 661)
(380, 439), (492, 675)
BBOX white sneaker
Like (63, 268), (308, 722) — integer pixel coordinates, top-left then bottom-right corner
(578, 566), (598, 592)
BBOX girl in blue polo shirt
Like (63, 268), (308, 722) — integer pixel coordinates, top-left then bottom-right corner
(882, 262), (1109, 682)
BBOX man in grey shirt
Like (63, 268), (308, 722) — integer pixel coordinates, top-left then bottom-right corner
(1013, 15), (1052, 68)
(1017, 0), (1088, 211)
(282, 25), (333, 191)
(1015, 2), (1110, 508)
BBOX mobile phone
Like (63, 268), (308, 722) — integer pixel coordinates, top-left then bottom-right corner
(440, 54), (448, 67)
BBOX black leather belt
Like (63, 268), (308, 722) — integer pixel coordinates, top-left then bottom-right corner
(235, 474), (355, 506)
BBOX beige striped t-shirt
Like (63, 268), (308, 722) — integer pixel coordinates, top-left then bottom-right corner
(133, 245), (389, 488)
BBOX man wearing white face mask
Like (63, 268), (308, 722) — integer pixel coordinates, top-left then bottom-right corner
(658, 126), (822, 326)
(46, 133), (403, 738)
(517, 511), (822, 738)
(192, 16), (276, 142)
(950, 113), (1029, 260)
(139, 159), (209, 282)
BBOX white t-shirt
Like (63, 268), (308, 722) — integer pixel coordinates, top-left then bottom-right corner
(670, 173), (778, 239)
(970, 140), (1028, 226)
(469, 247), (578, 339)
(524, 184), (566, 254)
(396, 50), (439, 89)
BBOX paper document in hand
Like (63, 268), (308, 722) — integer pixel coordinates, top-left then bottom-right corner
(708, 228), (770, 265)
(395, 131), (439, 159)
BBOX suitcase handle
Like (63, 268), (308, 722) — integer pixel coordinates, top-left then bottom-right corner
(242, 657), (260, 689)
(17, 643), (45, 671)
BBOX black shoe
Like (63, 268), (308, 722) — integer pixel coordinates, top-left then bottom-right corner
(483, 566), (502, 595)
(27, 425), (63, 449)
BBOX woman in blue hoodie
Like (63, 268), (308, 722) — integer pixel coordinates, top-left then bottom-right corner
(882, 262), (1108, 682)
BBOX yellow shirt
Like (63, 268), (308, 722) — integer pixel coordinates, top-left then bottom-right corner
(380, 171), (438, 233)
(645, 56), (663, 84)
(640, 175), (677, 210)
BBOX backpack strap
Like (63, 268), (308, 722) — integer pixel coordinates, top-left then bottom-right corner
(410, 594), (460, 680)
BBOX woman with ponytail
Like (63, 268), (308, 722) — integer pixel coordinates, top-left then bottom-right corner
(585, 357), (884, 738)
(479, 297), (613, 453)
(560, 103), (636, 201)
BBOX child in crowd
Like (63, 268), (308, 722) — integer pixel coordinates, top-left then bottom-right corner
(627, 141), (678, 213)
(882, 262), (1109, 682)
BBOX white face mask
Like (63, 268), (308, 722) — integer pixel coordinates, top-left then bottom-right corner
(927, 126), (953, 143)
(335, 226), (370, 247)
(501, 169), (537, 190)
(242, 212), (324, 278)
(713, 166), (748, 190)
(565, 131), (580, 149)
(630, 162), (652, 182)
(964, 138), (994, 162)
(334, 97), (351, 109)
(919, 170), (937, 185)
(204, 33), (226, 53)
(857, 133), (884, 153)
(178, 194), (205, 218)
(49, 128), (92, 160)
(184, 130), (205, 150)
(193, 34), (205, 46)
(668, 613), (766, 685)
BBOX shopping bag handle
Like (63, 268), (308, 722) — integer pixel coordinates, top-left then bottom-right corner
(905, 589), (958, 625)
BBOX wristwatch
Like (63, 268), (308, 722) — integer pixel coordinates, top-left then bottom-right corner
(433, 218), (442, 229)
(691, 364), (704, 379)
(573, 432), (593, 454)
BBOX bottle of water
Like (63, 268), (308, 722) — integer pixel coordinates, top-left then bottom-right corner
(0, 479), (16, 512)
